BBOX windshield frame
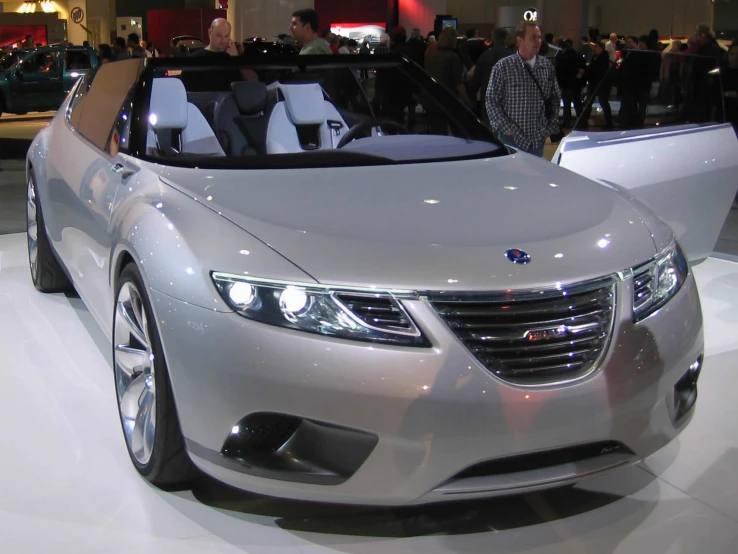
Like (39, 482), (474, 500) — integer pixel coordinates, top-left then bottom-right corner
(126, 54), (506, 169)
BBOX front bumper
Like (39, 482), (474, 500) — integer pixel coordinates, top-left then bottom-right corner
(151, 272), (703, 506)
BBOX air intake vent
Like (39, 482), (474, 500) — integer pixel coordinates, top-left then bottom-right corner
(633, 266), (654, 311)
(334, 293), (417, 335)
(452, 441), (634, 480)
(430, 280), (616, 386)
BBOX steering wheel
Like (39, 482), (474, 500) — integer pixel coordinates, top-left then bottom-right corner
(336, 119), (410, 149)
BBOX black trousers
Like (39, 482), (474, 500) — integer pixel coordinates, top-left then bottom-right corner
(561, 87), (582, 127)
(580, 85), (613, 129)
(620, 87), (649, 129)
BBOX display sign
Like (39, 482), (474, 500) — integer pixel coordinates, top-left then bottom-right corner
(523, 8), (538, 22)
(70, 7), (84, 25)
(329, 22), (385, 39)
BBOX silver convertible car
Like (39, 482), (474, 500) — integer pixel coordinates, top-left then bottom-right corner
(26, 56), (738, 505)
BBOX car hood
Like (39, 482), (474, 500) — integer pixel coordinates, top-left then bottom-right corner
(159, 153), (658, 291)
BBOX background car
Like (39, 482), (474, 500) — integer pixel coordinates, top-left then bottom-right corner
(171, 35), (204, 55)
(241, 37), (299, 57)
(25, 55), (738, 506)
(0, 44), (97, 117)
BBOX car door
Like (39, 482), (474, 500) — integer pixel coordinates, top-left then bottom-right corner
(46, 59), (146, 332)
(552, 46), (738, 263)
(11, 50), (63, 110)
(554, 124), (738, 264)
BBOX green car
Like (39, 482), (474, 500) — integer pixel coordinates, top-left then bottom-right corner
(0, 45), (98, 117)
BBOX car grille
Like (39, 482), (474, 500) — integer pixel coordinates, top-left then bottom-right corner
(429, 280), (616, 385)
(633, 265), (654, 311)
(334, 293), (416, 334)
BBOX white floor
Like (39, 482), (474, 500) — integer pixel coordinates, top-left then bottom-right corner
(1, 231), (738, 554)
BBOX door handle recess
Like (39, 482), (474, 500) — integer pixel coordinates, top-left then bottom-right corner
(112, 163), (135, 180)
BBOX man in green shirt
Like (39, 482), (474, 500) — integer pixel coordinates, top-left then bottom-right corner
(290, 9), (332, 55)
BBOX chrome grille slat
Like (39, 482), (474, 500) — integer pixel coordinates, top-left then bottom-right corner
(430, 282), (616, 386)
(470, 334), (604, 354)
(344, 303), (398, 314)
(467, 320), (607, 341)
(633, 267), (654, 310)
(505, 362), (585, 376)
(480, 347), (593, 364)
(436, 296), (603, 317)
(512, 349), (599, 367)
(334, 293), (413, 332)
(444, 309), (606, 330)
(366, 317), (405, 326)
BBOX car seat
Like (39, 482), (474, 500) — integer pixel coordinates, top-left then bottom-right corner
(264, 82), (348, 154)
(146, 77), (225, 156)
(213, 81), (270, 156)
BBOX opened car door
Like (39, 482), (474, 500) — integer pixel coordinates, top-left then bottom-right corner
(553, 124), (738, 263)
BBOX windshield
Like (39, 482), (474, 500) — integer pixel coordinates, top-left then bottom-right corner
(130, 56), (504, 169)
(0, 52), (21, 70)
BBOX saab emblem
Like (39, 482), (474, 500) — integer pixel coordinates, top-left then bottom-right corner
(505, 249), (531, 264)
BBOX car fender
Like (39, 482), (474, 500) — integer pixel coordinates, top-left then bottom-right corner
(26, 125), (53, 188)
(27, 84), (79, 196)
(588, 179), (675, 256)
(109, 181), (316, 313)
(601, 180), (676, 256)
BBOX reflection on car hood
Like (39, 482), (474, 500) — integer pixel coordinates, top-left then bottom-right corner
(160, 153), (657, 291)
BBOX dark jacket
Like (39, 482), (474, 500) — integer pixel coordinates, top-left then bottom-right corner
(460, 38), (487, 70)
(405, 37), (427, 67)
(586, 51), (611, 90)
(619, 49), (658, 94)
(426, 49), (463, 97)
(556, 48), (586, 90)
(471, 44), (514, 101)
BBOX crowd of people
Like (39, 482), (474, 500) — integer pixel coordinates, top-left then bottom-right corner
(1, 10), (737, 210)
(369, 21), (738, 155)
(27, 8), (736, 166)
(3, 8), (738, 158)
(272, 13), (736, 157)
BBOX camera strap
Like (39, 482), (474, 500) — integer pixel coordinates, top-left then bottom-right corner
(523, 61), (551, 116)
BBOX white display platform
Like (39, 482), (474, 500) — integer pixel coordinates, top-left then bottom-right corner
(1, 232), (737, 553)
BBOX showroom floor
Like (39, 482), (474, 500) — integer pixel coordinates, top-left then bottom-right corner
(1, 232), (738, 553)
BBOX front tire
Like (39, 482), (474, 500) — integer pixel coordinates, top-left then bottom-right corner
(27, 172), (71, 292)
(113, 263), (197, 488)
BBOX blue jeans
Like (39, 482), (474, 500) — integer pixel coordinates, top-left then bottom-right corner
(501, 134), (545, 157)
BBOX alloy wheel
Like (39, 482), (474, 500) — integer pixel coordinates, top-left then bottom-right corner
(27, 178), (38, 281)
(114, 281), (157, 465)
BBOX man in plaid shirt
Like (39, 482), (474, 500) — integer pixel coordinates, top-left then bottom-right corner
(486, 21), (561, 157)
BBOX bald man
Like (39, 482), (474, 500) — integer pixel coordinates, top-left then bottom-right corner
(192, 18), (238, 57)
(605, 32), (618, 64)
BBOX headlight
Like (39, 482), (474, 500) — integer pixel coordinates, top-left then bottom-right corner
(632, 241), (689, 322)
(211, 273), (430, 347)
